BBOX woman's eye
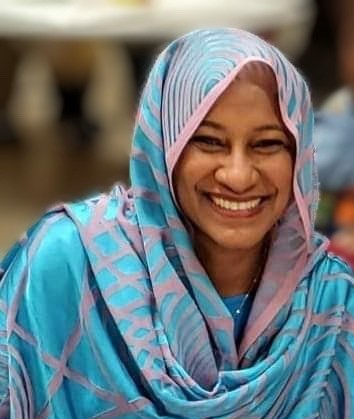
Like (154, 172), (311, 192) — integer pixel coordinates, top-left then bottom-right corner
(190, 136), (224, 150)
(253, 139), (289, 153)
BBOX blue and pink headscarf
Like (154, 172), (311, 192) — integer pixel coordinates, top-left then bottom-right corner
(0, 28), (353, 418)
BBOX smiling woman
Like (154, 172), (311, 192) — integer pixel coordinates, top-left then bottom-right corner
(174, 65), (293, 297)
(0, 29), (353, 418)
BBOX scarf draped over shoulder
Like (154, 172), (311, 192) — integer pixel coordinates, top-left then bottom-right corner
(0, 29), (353, 418)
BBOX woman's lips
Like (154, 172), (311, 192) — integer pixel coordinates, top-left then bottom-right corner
(212, 196), (261, 210)
(206, 194), (268, 217)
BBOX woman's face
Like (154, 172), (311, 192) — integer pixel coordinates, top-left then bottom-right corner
(173, 77), (294, 252)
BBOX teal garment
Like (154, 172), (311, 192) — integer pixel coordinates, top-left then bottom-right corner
(0, 28), (354, 418)
(221, 295), (253, 345)
(0, 203), (352, 418)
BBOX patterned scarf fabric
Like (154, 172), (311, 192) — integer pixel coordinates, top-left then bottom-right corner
(0, 29), (354, 418)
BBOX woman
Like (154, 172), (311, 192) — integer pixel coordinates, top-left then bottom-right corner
(0, 29), (353, 418)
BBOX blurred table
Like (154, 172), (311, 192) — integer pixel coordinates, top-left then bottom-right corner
(0, 0), (314, 41)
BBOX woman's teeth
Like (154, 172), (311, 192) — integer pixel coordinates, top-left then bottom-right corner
(211, 196), (261, 211)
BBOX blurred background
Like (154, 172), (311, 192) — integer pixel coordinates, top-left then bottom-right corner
(0, 0), (352, 260)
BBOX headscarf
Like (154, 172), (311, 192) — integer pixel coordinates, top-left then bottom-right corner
(0, 28), (353, 418)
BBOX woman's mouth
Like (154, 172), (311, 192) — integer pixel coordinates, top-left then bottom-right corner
(207, 194), (266, 217)
(212, 196), (261, 210)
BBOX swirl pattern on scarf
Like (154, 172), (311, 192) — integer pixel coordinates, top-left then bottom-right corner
(0, 28), (353, 418)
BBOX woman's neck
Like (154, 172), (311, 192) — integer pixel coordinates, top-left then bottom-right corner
(194, 236), (267, 297)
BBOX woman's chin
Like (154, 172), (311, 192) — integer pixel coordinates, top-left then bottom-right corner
(208, 232), (267, 253)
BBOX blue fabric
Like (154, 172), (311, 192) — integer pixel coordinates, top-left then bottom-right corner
(221, 295), (253, 344)
(0, 28), (353, 418)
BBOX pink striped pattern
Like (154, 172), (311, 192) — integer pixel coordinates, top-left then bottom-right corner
(0, 28), (353, 418)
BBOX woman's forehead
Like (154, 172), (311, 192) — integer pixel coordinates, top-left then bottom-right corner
(235, 62), (278, 97)
(206, 79), (279, 121)
(214, 65), (283, 124)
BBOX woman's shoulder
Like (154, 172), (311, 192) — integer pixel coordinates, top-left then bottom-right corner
(0, 207), (87, 298)
(1, 208), (75, 264)
(64, 185), (134, 231)
(309, 250), (354, 307)
(314, 250), (353, 277)
(0, 190), (120, 289)
(0, 187), (132, 301)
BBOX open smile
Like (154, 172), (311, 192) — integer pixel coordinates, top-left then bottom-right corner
(206, 194), (269, 217)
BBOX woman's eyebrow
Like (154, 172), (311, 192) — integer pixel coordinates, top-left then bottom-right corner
(199, 120), (224, 130)
(200, 122), (286, 133)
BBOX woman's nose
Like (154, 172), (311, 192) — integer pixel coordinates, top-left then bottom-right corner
(214, 152), (258, 193)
